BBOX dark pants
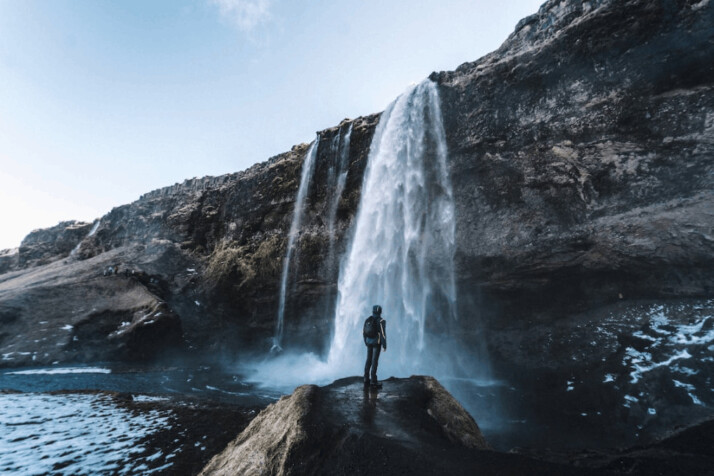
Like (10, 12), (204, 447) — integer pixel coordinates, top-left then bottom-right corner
(364, 344), (381, 384)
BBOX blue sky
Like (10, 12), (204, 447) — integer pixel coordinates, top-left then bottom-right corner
(0, 0), (543, 250)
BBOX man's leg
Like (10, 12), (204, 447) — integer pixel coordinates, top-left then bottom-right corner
(364, 345), (372, 384)
(370, 346), (381, 384)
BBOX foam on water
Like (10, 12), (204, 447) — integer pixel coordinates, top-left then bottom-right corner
(622, 303), (713, 386)
(7, 367), (112, 375)
(0, 393), (170, 475)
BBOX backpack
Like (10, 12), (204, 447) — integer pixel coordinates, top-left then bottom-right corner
(363, 315), (379, 339)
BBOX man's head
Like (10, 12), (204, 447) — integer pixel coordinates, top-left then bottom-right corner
(372, 305), (382, 316)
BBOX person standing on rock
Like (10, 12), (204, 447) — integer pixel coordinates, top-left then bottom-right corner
(363, 305), (387, 388)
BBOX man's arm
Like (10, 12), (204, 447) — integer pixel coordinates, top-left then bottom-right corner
(380, 319), (387, 350)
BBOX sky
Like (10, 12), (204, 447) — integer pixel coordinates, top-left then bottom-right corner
(0, 0), (544, 250)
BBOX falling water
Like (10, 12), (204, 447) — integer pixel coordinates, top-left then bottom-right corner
(69, 220), (100, 258)
(327, 80), (458, 377)
(273, 138), (320, 352)
(325, 123), (353, 278)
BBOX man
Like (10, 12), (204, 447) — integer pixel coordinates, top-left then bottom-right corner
(363, 304), (387, 388)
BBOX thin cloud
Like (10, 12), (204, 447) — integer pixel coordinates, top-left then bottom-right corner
(209, 0), (273, 32)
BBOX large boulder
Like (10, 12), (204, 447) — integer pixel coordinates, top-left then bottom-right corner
(199, 376), (589, 476)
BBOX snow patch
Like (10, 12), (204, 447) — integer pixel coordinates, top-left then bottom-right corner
(625, 348), (691, 383)
(673, 379), (704, 406)
(132, 395), (170, 403)
(693, 0), (710, 11)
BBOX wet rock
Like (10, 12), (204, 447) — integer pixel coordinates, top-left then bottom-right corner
(0, 114), (381, 364)
(514, 418), (714, 475)
(200, 376), (500, 476)
(201, 375), (714, 475)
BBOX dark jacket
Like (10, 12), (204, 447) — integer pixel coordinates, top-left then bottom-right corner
(364, 316), (386, 350)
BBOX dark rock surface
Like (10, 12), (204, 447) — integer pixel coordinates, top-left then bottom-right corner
(428, 0), (714, 449)
(199, 376), (569, 476)
(435, 0), (714, 325)
(200, 376), (714, 475)
(514, 417), (714, 475)
(1, 220), (94, 272)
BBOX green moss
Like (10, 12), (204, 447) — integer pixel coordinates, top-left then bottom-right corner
(253, 234), (285, 278)
(205, 242), (255, 290)
(297, 233), (329, 260)
(204, 235), (286, 291)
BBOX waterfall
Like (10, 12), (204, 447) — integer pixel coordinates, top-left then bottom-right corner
(273, 138), (320, 352)
(252, 80), (487, 421)
(327, 79), (458, 377)
(325, 123), (353, 279)
(70, 220), (100, 259)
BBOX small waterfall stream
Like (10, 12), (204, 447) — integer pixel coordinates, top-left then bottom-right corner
(326, 123), (353, 279)
(69, 220), (100, 259)
(327, 80), (458, 377)
(273, 138), (320, 352)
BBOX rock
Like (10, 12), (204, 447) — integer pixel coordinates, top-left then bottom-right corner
(434, 0), (714, 324)
(201, 376), (570, 476)
(0, 243), (186, 367)
(514, 418), (714, 475)
(0, 248), (18, 275)
(17, 220), (93, 269)
(0, 114), (381, 365)
(200, 376), (714, 475)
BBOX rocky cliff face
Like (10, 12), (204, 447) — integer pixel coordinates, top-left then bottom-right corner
(0, 220), (93, 273)
(0, 115), (380, 367)
(434, 0), (713, 320)
(429, 0), (714, 448)
(0, 0), (712, 450)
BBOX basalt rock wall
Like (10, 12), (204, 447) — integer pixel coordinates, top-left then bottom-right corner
(433, 0), (714, 328)
(0, 115), (379, 366)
